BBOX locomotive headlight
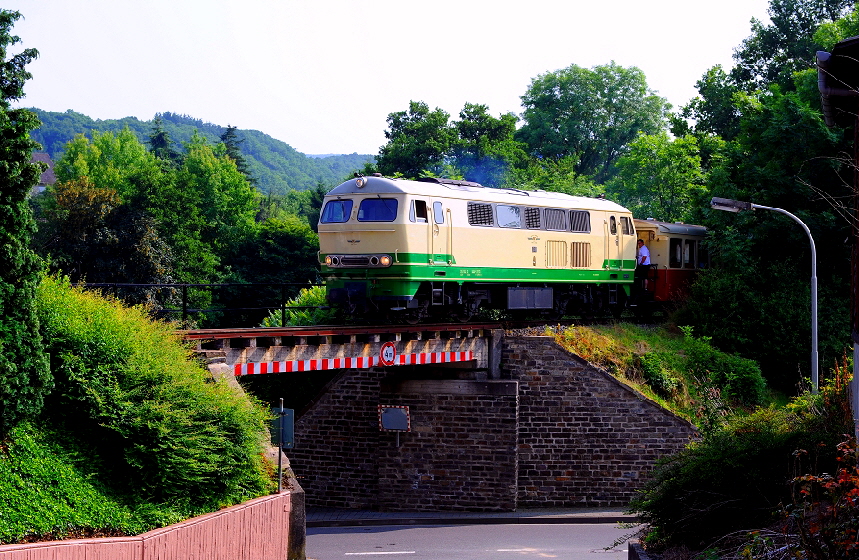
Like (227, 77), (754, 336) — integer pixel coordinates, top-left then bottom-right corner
(325, 255), (333, 266)
(368, 256), (380, 266)
(330, 256), (341, 266)
(355, 177), (366, 188)
(380, 255), (392, 266)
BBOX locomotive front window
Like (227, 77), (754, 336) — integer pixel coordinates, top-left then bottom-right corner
(358, 198), (398, 222)
(497, 205), (521, 228)
(320, 199), (353, 223)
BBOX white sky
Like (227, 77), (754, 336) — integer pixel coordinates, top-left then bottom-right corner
(5, 0), (772, 155)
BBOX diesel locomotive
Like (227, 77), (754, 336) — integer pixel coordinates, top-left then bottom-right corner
(319, 174), (673, 322)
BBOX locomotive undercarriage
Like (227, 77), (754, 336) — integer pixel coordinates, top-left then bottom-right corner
(337, 281), (628, 323)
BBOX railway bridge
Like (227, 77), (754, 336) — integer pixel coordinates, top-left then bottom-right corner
(183, 323), (696, 513)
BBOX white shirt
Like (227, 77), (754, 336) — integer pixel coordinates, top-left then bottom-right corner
(637, 244), (650, 266)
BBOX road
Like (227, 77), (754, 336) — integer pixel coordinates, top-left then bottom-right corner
(307, 523), (639, 560)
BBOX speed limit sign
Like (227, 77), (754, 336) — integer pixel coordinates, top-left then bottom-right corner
(380, 341), (397, 366)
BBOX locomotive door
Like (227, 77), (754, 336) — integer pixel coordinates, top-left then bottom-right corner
(431, 200), (450, 265)
(606, 214), (621, 269)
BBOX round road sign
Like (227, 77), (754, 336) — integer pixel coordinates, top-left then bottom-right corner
(380, 341), (397, 366)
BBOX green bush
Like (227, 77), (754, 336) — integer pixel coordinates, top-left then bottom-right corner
(638, 352), (679, 398)
(261, 284), (336, 326)
(681, 326), (766, 406)
(35, 276), (274, 515)
(0, 422), (143, 543)
(629, 373), (852, 552)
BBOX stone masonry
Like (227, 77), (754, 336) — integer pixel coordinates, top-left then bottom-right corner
(289, 335), (697, 511)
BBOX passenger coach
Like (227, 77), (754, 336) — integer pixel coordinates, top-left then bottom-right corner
(318, 175), (637, 322)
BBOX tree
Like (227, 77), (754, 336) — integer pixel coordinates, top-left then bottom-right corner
(220, 124), (254, 183)
(517, 61), (669, 183)
(676, 66), (744, 141)
(376, 101), (454, 178)
(451, 103), (528, 187)
(0, 9), (52, 432)
(609, 132), (706, 223)
(147, 115), (182, 167)
(732, 0), (854, 91)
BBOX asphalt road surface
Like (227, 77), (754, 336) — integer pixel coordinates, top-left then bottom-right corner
(307, 523), (639, 560)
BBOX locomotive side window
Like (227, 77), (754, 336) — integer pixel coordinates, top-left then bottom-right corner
(357, 198), (398, 222)
(468, 202), (494, 226)
(569, 210), (591, 233)
(525, 207), (541, 229)
(433, 201), (444, 224)
(497, 205), (521, 228)
(609, 216), (618, 235)
(320, 199), (353, 223)
(544, 208), (566, 231)
(620, 216), (633, 235)
(670, 238), (682, 268)
(409, 200), (428, 223)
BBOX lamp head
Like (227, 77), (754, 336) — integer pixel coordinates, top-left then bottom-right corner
(710, 197), (752, 213)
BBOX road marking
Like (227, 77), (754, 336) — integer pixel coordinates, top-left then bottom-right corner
(344, 552), (416, 556)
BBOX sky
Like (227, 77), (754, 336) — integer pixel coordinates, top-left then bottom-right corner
(4, 0), (772, 156)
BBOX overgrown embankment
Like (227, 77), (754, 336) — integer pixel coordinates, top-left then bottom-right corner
(0, 276), (275, 544)
(548, 323), (768, 430)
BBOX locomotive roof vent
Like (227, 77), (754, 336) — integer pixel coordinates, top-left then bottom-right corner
(416, 177), (484, 188)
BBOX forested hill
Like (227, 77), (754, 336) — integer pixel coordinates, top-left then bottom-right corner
(28, 109), (374, 194)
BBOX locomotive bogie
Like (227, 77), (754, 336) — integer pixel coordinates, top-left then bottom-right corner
(318, 176), (638, 320)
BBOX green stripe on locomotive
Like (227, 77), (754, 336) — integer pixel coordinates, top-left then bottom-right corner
(323, 257), (635, 301)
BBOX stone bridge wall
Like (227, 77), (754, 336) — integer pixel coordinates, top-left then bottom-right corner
(288, 335), (697, 511)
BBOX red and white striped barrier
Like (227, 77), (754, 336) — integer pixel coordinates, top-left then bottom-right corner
(234, 351), (474, 376)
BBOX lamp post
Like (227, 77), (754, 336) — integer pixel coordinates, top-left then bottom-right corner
(710, 197), (819, 394)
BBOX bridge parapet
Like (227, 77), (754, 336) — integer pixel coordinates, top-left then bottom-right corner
(182, 324), (503, 378)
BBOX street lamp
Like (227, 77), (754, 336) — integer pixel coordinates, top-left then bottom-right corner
(710, 197), (819, 394)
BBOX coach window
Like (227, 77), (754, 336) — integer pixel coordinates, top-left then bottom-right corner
(684, 239), (696, 269)
(670, 238), (682, 268)
(320, 199), (353, 223)
(497, 205), (521, 228)
(410, 200), (428, 223)
(433, 201), (445, 224)
(357, 198), (398, 222)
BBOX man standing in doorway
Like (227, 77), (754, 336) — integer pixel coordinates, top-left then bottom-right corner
(635, 239), (651, 295)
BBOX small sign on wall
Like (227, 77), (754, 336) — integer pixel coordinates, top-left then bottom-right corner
(378, 405), (410, 432)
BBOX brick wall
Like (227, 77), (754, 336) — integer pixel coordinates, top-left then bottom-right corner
(290, 335), (697, 511)
(504, 336), (696, 507)
(377, 379), (518, 511)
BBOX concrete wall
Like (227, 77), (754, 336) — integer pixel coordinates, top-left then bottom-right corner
(290, 335), (697, 511)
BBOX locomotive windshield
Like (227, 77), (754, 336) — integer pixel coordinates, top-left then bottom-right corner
(358, 198), (398, 222)
(320, 199), (353, 223)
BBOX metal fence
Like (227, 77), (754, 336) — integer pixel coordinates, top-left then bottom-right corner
(75, 282), (324, 327)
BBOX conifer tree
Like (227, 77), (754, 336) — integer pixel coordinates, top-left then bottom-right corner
(0, 9), (52, 432)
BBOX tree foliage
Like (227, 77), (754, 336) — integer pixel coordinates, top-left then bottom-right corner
(376, 101), (455, 178)
(732, 0), (854, 91)
(0, 9), (51, 433)
(517, 61), (669, 183)
(609, 132), (706, 223)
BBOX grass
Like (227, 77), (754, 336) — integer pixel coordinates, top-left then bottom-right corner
(545, 322), (773, 426)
